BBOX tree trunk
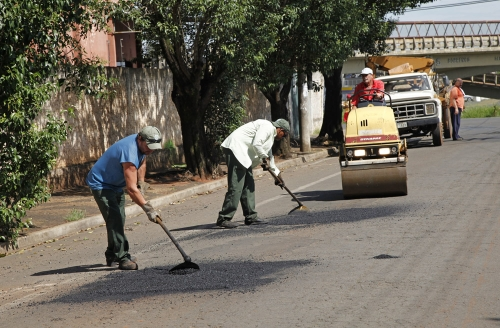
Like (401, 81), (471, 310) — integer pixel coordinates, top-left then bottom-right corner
(159, 36), (223, 181)
(318, 67), (344, 144)
(261, 80), (292, 158)
(298, 72), (311, 152)
(170, 82), (214, 181)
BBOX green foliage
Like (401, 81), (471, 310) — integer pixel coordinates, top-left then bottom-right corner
(258, 0), (434, 88)
(64, 209), (86, 222)
(204, 75), (247, 165)
(118, 0), (281, 80)
(164, 139), (177, 151)
(0, 0), (116, 246)
(0, 114), (67, 244)
(113, 0), (434, 177)
(462, 105), (500, 118)
(113, 0), (282, 178)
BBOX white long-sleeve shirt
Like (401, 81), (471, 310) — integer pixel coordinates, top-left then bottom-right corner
(221, 119), (280, 175)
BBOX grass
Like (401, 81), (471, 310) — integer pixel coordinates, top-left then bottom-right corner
(462, 99), (500, 118)
(64, 209), (86, 222)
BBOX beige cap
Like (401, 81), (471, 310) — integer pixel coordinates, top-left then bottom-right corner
(139, 126), (162, 150)
(272, 119), (290, 132)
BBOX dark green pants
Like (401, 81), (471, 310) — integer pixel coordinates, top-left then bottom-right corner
(91, 189), (130, 261)
(217, 148), (258, 223)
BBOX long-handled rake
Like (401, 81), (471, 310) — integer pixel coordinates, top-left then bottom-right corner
(156, 217), (200, 275)
(267, 170), (308, 212)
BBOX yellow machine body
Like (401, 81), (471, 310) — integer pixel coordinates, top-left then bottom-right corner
(340, 104), (408, 198)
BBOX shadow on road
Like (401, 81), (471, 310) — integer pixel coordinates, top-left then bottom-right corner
(293, 189), (344, 202)
(32, 264), (115, 276)
(170, 223), (218, 231)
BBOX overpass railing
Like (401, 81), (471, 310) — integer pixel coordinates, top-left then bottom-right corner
(386, 35), (500, 52)
(386, 21), (500, 52)
(391, 21), (500, 38)
(463, 73), (499, 86)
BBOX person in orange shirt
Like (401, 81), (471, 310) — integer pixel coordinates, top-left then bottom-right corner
(350, 68), (385, 108)
(449, 78), (465, 141)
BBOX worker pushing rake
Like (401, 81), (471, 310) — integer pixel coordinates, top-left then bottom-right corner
(86, 126), (199, 274)
(214, 118), (307, 229)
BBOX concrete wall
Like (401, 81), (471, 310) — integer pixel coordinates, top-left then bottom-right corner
(40, 68), (324, 191)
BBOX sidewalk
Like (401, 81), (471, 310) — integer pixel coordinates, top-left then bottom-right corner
(1, 148), (331, 254)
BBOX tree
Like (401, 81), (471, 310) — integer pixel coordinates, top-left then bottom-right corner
(256, 0), (381, 151)
(119, 0), (282, 180)
(0, 0), (115, 246)
(318, 0), (435, 144)
(253, 0), (434, 149)
(204, 74), (247, 177)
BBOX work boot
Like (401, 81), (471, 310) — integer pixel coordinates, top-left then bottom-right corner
(118, 258), (138, 270)
(216, 220), (239, 229)
(106, 252), (137, 266)
(244, 217), (268, 225)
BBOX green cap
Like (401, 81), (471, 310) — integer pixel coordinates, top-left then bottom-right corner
(272, 119), (290, 132)
(139, 126), (162, 150)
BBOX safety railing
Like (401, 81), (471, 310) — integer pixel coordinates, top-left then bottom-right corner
(463, 73), (500, 86)
(385, 21), (500, 52)
(391, 21), (500, 38)
(385, 35), (500, 52)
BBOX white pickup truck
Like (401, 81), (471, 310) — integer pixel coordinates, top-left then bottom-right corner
(377, 72), (443, 146)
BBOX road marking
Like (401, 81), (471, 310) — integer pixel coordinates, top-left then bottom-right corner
(257, 172), (341, 207)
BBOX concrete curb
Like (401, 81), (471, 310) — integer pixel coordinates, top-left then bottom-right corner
(2, 149), (329, 253)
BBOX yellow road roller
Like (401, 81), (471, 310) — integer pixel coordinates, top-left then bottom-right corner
(340, 90), (408, 198)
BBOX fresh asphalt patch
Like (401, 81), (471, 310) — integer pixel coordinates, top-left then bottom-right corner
(43, 259), (313, 303)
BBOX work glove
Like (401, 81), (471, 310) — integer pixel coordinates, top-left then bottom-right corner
(141, 201), (160, 223)
(274, 172), (285, 189)
(137, 180), (150, 197)
(261, 158), (269, 171)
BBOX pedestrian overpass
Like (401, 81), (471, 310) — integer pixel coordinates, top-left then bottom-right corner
(343, 21), (500, 99)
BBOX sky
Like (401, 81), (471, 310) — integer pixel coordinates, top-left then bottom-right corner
(393, 0), (500, 21)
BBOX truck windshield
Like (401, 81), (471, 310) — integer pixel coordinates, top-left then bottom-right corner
(383, 75), (430, 93)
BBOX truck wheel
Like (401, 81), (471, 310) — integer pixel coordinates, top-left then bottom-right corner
(432, 123), (443, 146)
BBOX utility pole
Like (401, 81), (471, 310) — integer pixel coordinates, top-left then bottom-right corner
(298, 72), (311, 152)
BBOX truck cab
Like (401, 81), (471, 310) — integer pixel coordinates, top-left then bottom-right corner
(377, 72), (443, 146)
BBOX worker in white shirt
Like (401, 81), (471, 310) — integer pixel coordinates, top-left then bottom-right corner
(216, 119), (290, 228)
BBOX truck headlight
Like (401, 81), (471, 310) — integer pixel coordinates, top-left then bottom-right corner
(425, 103), (435, 115)
(378, 148), (391, 155)
(354, 149), (366, 157)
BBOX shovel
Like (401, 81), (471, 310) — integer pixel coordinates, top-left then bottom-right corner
(156, 217), (200, 275)
(267, 169), (308, 212)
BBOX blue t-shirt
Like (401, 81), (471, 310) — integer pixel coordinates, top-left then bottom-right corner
(86, 134), (146, 192)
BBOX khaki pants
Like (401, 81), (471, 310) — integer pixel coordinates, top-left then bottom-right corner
(217, 148), (258, 223)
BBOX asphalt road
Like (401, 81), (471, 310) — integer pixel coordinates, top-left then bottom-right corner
(1, 118), (500, 328)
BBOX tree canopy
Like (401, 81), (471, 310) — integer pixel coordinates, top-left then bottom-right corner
(118, 0), (283, 179)
(316, 0), (434, 142)
(116, 0), (435, 178)
(254, 0), (433, 148)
